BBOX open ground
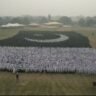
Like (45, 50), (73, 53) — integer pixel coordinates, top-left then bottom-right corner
(0, 26), (96, 95)
(0, 72), (96, 95)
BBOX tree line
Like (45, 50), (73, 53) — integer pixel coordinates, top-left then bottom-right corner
(0, 15), (96, 27)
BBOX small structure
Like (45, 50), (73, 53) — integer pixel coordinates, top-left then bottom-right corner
(44, 22), (63, 27)
(1, 23), (25, 28)
(29, 23), (40, 27)
(63, 25), (72, 28)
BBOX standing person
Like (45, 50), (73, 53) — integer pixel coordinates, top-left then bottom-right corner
(13, 67), (16, 74)
(93, 81), (96, 86)
(16, 71), (19, 81)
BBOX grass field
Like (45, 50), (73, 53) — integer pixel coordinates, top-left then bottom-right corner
(0, 72), (96, 95)
(0, 26), (96, 47)
(0, 28), (20, 40)
(74, 27), (96, 48)
(0, 31), (91, 47)
(0, 26), (96, 95)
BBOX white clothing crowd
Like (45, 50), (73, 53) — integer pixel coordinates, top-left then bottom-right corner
(0, 47), (96, 74)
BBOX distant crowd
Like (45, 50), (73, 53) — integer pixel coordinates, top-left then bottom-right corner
(0, 47), (96, 74)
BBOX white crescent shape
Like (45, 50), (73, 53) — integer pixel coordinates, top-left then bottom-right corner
(24, 34), (69, 43)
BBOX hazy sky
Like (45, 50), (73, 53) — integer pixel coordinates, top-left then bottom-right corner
(0, 0), (96, 16)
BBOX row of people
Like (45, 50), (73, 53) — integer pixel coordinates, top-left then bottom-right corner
(0, 47), (96, 74)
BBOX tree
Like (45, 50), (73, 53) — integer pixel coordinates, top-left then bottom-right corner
(58, 16), (72, 25)
(39, 17), (48, 24)
(85, 17), (94, 27)
(78, 18), (86, 26)
(11, 17), (21, 24)
(48, 14), (51, 22)
(0, 17), (3, 25)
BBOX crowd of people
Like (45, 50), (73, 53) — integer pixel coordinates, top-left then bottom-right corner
(0, 47), (96, 74)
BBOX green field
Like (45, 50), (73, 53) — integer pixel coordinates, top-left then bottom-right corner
(0, 26), (96, 47)
(0, 28), (91, 47)
(0, 27), (96, 95)
(0, 72), (96, 95)
(0, 28), (19, 40)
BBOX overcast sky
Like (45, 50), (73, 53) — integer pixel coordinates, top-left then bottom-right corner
(0, 0), (96, 17)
